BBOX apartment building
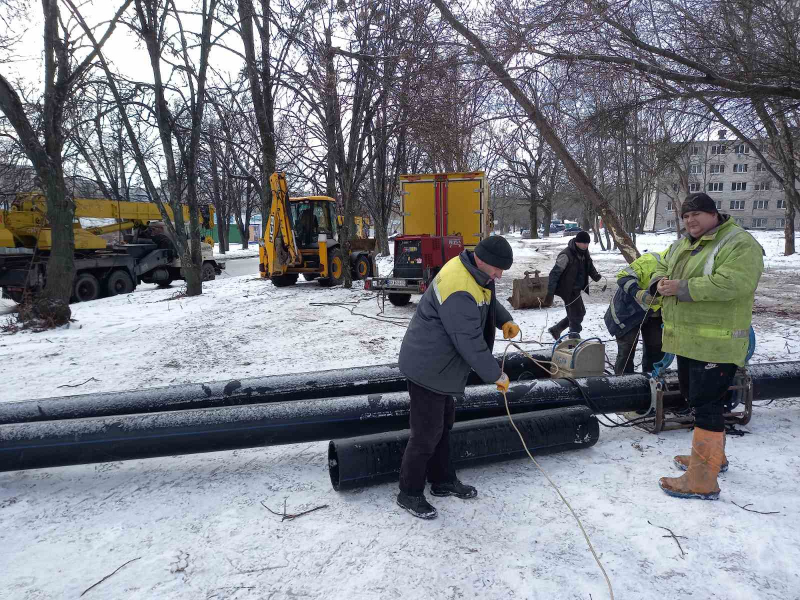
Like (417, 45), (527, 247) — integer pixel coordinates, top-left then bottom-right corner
(649, 132), (798, 231)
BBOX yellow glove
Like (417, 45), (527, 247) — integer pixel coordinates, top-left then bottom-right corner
(502, 321), (520, 340)
(495, 372), (510, 393)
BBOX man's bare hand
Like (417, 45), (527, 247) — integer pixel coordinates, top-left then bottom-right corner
(657, 278), (680, 297)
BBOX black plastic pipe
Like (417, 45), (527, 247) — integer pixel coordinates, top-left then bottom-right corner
(2, 363), (798, 473)
(329, 406), (599, 491)
(0, 351), (551, 425)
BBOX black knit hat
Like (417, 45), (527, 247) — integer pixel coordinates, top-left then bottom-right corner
(475, 235), (513, 270)
(681, 192), (718, 217)
(575, 230), (591, 244)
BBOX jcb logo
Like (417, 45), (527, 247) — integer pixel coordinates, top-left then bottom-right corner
(268, 215), (275, 242)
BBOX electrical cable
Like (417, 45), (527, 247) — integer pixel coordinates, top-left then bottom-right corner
(499, 334), (614, 600)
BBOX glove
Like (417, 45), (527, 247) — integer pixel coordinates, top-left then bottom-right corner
(592, 273), (602, 282)
(544, 294), (554, 307)
(502, 321), (520, 340)
(635, 289), (654, 306)
(495, 372), (510, 393)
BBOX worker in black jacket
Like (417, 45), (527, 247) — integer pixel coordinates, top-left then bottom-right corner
(396, 236), (519, 520)
(545, 231), (601, 340)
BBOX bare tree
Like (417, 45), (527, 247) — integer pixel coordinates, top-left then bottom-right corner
(0, 1), (130, 321)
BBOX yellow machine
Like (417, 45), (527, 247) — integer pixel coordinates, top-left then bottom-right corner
(259, 172), (376, 287)
(0, 193), (214, 250)
(0, 193), (222, 303)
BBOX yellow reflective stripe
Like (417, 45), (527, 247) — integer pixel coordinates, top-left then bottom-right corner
(609, 301), (622, 326)
(666, 324), (748, 339)
(623, 279), (637, 293)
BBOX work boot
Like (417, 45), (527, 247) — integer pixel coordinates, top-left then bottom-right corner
(430, 478), (478, 499)
(396, 492), (437, 519)
(548, 326), (562, 340)
(675, 431), (728, 473)
(659, 428), (724, 500)
(567, 332), (580, 340)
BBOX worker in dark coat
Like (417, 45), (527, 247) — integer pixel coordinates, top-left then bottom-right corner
(545, 231), (601, 340)
(396, 236), (520, 519)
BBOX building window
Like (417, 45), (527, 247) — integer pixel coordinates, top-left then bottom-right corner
(777, 199), (786, 209)
(754, 182), (771, 191)
(755, 162), (766, 172)
(715, 200), (723, 209)
(731, 182), (747, 192)
(733, 163), (748, 173)
(730, 200), (745, 210)
(690, 164), (702, 174)
(710, 164), (725, 174)
(752, 218), (768, 228)
(688, 183), (701, 192)
(711, 144), (726, 155)
(667, 220), (675, 228)
(734, 144), (750, 155)
(690, 146), (700, 155)
(708, 182), (724, 192)
(753, 200), (769, 209)
(735, 218), (746, 226)
(777, 218), (785, 228)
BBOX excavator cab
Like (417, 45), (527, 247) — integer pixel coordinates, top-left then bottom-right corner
(289, 198), (338, 250)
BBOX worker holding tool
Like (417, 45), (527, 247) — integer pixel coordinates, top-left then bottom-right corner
(648, 192), (763, 500)
(604, 250), (666, 375)
(545, 231), (602, 340)
(397, 235), (519, 519)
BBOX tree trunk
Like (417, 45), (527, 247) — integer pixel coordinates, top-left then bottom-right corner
(542, 201), (552, 238)
(530, 198), (539, 239)
(785, 201), (796, 256)
(432, 0), (638, 263)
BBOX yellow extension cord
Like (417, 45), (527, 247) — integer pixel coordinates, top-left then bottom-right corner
(500, 338), (615, 600)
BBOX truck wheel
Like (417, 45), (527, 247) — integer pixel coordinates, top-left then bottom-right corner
(271, 274), (298, 287)
(74, 273), (100, 302)
(354, 254), (371, 280)
(157, 279), (174, 288)
(388, 293), (411, 307)
(106, 270), (134, 297)
(318, 248), (345, 287)
(303, 273), (319, 281)
(202, 262), (216, 281)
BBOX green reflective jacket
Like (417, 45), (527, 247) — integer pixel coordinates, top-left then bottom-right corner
(650, 216), (763, 366)
(616, 251), (665, 313)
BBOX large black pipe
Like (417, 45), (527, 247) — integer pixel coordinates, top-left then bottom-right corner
(0, 351), (551, 425)
(2, 363), (798, 473)
(329, 407), (599, 491)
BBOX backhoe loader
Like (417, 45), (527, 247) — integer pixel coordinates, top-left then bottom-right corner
(259, 172), (376, 287)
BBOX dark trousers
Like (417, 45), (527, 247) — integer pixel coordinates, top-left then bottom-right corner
(398, 380), (456, 495)
(553, 294), (586, 336)
(677, 356), (738, 432)
(615, 313), (665, 375)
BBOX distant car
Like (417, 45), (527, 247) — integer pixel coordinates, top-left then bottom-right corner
(520, 228), (531, 238)
(549, 223), (565, 233)
(562, 224), (582, 236)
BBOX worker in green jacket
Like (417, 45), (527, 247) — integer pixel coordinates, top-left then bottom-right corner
(648, 192), (763, 501)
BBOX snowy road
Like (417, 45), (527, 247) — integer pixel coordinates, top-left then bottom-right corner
(1, 231), (799, 600)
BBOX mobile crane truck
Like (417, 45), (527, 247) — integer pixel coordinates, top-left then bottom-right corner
(0, 194), (223, 303)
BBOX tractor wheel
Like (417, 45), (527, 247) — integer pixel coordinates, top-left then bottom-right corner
(303, 273), (319, 281)
(354, 254), (371, 280)
(271, 274), (299, 287)
(202, 262), (216, 281)
(105, 270), (134, 297)
(318, 248), (345, 287)
(388, 293), (411, 307)
(73, 273), (100, 302)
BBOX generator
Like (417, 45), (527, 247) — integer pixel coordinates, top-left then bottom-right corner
(551, 336), (606, 378)
(365, 234), (464, 306)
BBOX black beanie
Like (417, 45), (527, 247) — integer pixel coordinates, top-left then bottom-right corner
(474, 235), (513, 270)
(681, 192), (718, 217)
(575, 230), (591, 244)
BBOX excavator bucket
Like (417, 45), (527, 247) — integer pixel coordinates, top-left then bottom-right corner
(508, 270), (551, 310)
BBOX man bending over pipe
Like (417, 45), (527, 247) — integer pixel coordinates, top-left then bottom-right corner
(649, 192), (763, 500)
(397, 236), (519, 519)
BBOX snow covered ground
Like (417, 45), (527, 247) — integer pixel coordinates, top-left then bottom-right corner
(214, 242), (259, 260)
(1, 231), (799, 600)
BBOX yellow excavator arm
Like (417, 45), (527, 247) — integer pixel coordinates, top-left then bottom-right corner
(261, 172), (301, 277)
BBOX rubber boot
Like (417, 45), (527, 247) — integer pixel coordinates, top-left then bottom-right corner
(659, 428), (724, 500)
(675, 431), (728, 473)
